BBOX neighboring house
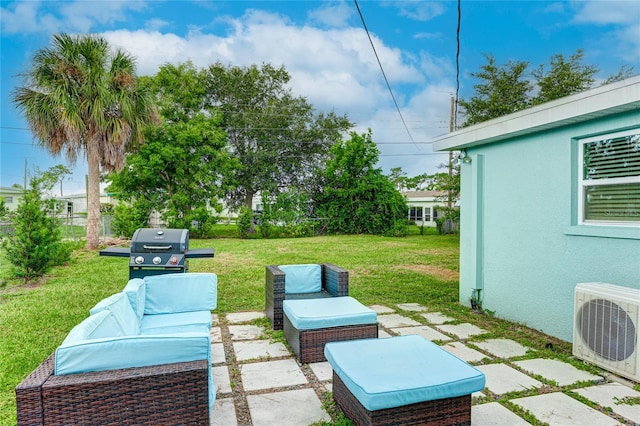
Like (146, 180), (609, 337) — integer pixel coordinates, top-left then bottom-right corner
(402, 190), (447, 227)
(0, 186), (24, 211)
(433, 75), (640, 342)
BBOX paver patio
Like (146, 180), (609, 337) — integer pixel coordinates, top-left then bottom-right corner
(209, 304), (640, 426)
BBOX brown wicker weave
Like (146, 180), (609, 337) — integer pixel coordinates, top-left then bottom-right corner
(284, 315), (378, 363)
(332, 372), (471, 426)
(15, 353), (210, 426)
(265, 263), (349, 330)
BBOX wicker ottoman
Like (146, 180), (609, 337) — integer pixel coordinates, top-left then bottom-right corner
(283, 296), (378, 363)
(324, 335), (486, 426)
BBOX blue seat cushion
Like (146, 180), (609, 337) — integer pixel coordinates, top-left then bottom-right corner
(280, 264), (322, 294)
(324, 335), (486, 411)
(283, 296), (377, 330)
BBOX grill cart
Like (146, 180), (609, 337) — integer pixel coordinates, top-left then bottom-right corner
(100, 228), (214, 279)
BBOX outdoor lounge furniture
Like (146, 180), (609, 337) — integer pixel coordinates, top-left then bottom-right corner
(324, 335), (486, 426)
(265, 263), (349, 330)
(283, 296), (378, 363)
(15, 273), (217, 426)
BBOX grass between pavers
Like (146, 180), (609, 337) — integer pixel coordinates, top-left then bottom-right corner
(0, 233), (618, 425)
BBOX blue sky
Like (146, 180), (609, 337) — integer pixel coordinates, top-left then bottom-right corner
(1, 0), (639, 195)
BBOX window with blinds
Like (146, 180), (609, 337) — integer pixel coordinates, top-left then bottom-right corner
(580, 129), (640, 224)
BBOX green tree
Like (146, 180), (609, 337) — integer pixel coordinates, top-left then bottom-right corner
(107, 63), (232, 237)
(314, 131), (408, 236)
(12, 33), (159, 249)
(531, 49), (598, 105)
(459, 49), (633, 125)
(458, 54), (532, 126)
(111, 198), (152, 238)
(204, 62), (353, 210)
(107, 114), (230, 237)
(3, 167), (73, 283)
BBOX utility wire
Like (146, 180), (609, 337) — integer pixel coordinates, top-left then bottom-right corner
(353, 0), (418, 149)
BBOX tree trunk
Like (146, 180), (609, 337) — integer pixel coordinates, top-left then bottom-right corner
(86, 152), (101, 249)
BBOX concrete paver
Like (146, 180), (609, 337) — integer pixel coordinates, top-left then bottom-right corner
(210, 326), (222, 343)
(575, 382), (640, 424)
(514, 358), (603, 386)
(474, 338), (530, 358)
(437, 323), (487, 339)
(441, 341), (490, 363)
(392, 325), (453, 341)
(309, 361), (332, 381)
(377, 313), (421, 328)
(232, 340), (290, 362)
(212, 365), (232, 394)
(211, 397), (237, 426)
(369, 304), (395, 313)
(422, 311), (455, 324)
(511, 392), (623, 426)
(396, 302), (427, 312)
(247, 389), (331, 426)
(226, 311), (265, 324)
(471, 402), (530, 426)
(228, 324), (264, 340)
(240, 358), (307, 391)
(211, 342), (226, 364)
(476, 363), (543, 395)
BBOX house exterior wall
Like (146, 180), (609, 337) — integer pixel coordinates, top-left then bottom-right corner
(459, 111), (640, 342)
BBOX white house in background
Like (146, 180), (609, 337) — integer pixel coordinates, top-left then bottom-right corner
(402, 190), (448, 227)
(0, 186), (24, 211)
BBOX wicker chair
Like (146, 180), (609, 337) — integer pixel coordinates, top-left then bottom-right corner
(265, 263), (349, 330)
(15, 354), (210, 426)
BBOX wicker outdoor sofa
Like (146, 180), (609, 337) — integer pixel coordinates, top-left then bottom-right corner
(16, 355), (209, 425)
(15, 273), (217, 426)
(265, 263), (349, 330)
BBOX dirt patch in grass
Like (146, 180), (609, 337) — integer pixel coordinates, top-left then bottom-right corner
(394, 264), (459, 281)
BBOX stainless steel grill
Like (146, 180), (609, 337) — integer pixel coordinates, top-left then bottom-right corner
(100, 228), (214, 279)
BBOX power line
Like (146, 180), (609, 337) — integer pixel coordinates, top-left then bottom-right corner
(353, 0), (418, 149)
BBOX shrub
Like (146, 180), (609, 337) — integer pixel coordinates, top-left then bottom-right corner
(2, 175), (72, 282)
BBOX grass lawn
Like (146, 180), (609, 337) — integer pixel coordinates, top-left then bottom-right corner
(0, 232), (576, 424)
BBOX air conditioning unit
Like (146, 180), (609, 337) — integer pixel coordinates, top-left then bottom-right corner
(573, 283), (639, 382)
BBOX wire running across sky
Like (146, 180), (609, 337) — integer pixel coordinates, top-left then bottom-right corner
(353, 0), (418, 150)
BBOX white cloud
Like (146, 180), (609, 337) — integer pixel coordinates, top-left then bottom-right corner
(0, 0), (147, 35)
(308, 1), (353, 28)
(571, 1), (640, 70)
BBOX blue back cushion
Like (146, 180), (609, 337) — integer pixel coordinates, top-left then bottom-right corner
(61, 310), (125, 345)
(122, 278), (146, 320)
(90, 292), (140, 335)
(280, 264), (322, 294)
(143, 273), (217, 314)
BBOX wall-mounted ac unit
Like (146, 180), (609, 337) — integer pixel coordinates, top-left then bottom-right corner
(573, 283), (639, 382)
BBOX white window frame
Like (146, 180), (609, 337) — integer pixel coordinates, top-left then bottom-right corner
(578, 128), (640, 227)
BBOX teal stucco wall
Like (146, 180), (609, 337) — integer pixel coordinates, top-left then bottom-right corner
(459, 111), (640, 342)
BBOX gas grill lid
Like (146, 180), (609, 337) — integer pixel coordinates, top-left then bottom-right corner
(130, 228), (189, 253)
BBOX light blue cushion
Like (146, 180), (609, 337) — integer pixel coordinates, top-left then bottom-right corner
(89, 292), (140, 335)
(122, 278), (145, 320)
(54, 332), (211, 375)
(143, 273), (217, 314)
(140, 311), (212, 334)
(324, 335), (486, 411)
(283, 296), (377, 330)
(280, 264), (322, 294)
(61, 311), (125, 345)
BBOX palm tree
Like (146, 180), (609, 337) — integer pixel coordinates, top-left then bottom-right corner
(12, 33), (158, 249)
